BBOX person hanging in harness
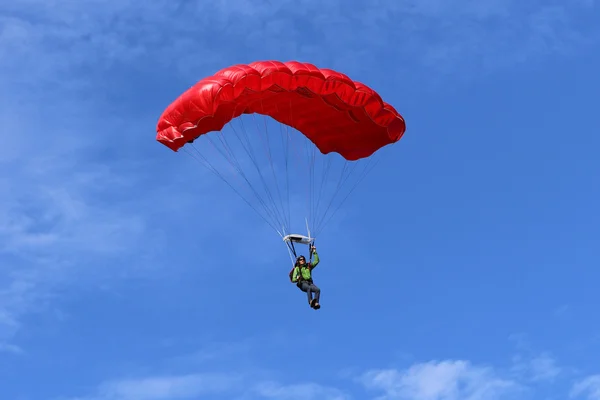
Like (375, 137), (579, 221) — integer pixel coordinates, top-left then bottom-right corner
(289, 245), (321, 309)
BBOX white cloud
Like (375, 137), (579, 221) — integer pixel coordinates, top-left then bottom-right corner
(63, 353), (600, 400)
(511, 352), (561, 382)
(527, 354), (561, 382)
(75, 373), (242, 400)
(64, 366), (351, 400)
(0, 113), (152, 347)
(253, 381), (350, 400)
(0, 80), (172, 351)
(1, 0), (596, 91)
(0, 341), (22, 354)
(571, 375), (600, 400)
(360, 360), (520, 400)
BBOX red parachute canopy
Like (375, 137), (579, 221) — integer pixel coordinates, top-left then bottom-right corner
(156, 60), (406, 161)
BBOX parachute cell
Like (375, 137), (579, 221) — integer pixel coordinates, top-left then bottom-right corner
(156, 60), (406, 161)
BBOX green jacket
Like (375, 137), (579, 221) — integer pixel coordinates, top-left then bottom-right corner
(291, 251), (319, 283)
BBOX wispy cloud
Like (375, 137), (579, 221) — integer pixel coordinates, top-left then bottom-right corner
(64, 362), (349, 400)
(0, 87), (262, 355)
(0, 49), (169, 353)
(0, 95), (158, 346)
(0, 342), (22, 354)
(511, 352), (562, 383)
(359, 360), (520, 400)
(70, 373), (243, 400)
(61, 350), (600, 400)
(0, 189), (143, 349)
(253, 381), (350, 400)
(1, 0), (596, 92)
(571, 375), (600, 400)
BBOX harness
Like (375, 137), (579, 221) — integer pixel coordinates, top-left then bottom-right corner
(289, 251), (314, 285)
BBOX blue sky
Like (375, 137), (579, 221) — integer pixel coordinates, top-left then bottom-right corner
(1, 0), (600, 399)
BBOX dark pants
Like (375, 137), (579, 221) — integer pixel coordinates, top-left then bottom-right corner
(298, 281), (320, 304)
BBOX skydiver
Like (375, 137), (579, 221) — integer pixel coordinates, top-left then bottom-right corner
(289, 245), (321, 309)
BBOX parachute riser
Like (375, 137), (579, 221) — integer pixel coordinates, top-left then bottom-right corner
(305, 217), (313, 263)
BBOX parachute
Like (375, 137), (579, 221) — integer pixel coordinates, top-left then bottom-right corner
(156, 60), (406, 263)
